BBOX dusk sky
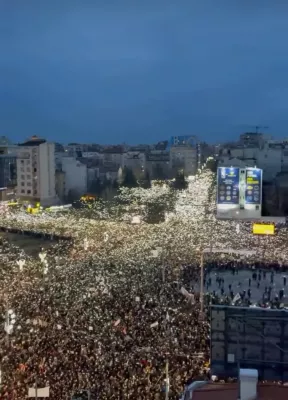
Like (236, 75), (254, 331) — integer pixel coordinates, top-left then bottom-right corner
(1, 1), (288, 144)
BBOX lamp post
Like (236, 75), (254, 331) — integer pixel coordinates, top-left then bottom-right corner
(200, 252), (204, 314)
(165, 361), (169, 400)
(4, 308), (16, 345)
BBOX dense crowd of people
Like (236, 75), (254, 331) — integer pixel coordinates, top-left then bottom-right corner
(0, 169), (287, 399)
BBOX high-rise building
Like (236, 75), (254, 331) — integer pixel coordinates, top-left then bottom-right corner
(16, 136), (58, 206)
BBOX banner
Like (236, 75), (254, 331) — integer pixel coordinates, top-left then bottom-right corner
(28, 387), (50, 397)
(217, 167), (240, 205)
(245, 168), (262, 204)
(253, 223), (275, 235)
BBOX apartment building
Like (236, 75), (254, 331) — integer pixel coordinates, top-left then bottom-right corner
(16, 136), (58, 206)
(219, 135), (288, 182)
(55, 155), (87, 202)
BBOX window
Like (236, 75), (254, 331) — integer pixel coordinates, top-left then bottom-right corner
(34, 168), (37, 172)
(21, 175), (25, 179)
(21, 182), (25, 187)
(26, 160), (30, 165)
(20, 167), (25, 172)
(26, 175), (31, 179)
(21, 160), (24, 164)
(26, 167), (31, 172)
(27, 182), (31, 187)
(21, 189), (25, 193)
(27, 190), (31, 194)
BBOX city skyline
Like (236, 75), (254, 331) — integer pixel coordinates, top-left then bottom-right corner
(2, 2), (288, 144)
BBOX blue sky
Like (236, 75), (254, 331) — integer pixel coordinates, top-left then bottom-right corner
(1, 1), (288, 144)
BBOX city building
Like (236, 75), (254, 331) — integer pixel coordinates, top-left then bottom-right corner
(16, 136), (58, 206)
(169, 135), (198, 176)
(219, 134), (288, 182)
(102, 145), (125, 167)
(121, 150), (146, 179)
(55, 155), (87, 202)
(145, 150), (171, 179)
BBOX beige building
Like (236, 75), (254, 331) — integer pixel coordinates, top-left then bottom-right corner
(16, 136), (58, 206)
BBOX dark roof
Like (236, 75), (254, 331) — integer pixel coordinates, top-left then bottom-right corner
(19, 136), (46, 147)
(102, 146), (125, 154)
(155, 140), (168, 150)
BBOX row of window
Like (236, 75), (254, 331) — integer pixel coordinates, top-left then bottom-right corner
(20, 189), (38, 195)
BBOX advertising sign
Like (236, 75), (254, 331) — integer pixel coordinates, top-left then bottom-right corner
(217, 167), (240, 205)
(253, 223), (275, 235)
(245, 168), (262, 204)
(170, 136), (196, 147)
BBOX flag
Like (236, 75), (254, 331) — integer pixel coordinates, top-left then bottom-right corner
(150, 321), (159, 328)
(180, 287), (195, 304)
(232, 293), (241, 305)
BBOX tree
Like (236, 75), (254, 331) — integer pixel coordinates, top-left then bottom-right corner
(121, 167), (138, 188)
(173, 170), (188, 190)
(138, 170), (151, 189)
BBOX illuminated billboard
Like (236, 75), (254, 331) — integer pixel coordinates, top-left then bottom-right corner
(217, 167), (240, 205)
(245, 168), (262, 204)
(253, 223), (275, 235)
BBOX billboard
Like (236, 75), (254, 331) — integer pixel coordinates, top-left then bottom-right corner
(169, 136), (196, 147)
(253, 223), (275, 235)
(217, 167), (240, 205)
(245, 168), (262, 204)
(210, 305), (288, 381)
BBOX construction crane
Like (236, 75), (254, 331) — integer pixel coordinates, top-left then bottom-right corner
(238, 125), (269, 134)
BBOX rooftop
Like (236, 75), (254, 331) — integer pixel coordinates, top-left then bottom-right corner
(102, 146), (125, 154)
(18, 135), (46, 147)
(193, 382), (288, 400)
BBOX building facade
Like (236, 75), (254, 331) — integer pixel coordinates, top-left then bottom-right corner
(0, 155), (17, 189)
(16, 136), (57, 206)
(170, 145), (198, 176)
(219, 135), (288, 182)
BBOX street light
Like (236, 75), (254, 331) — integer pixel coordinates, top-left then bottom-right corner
(4, 309), (16, 336)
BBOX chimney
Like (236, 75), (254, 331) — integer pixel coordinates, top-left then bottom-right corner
(239, 368), (258, 400)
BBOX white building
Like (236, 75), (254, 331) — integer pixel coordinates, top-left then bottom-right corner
(101, 146), (124, 166)
(219, 136), (288, 182)
(55, 155), (87, 201)
(17, 136), (58, 206)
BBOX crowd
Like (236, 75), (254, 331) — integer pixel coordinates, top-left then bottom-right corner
(0, 168), (288, 399)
